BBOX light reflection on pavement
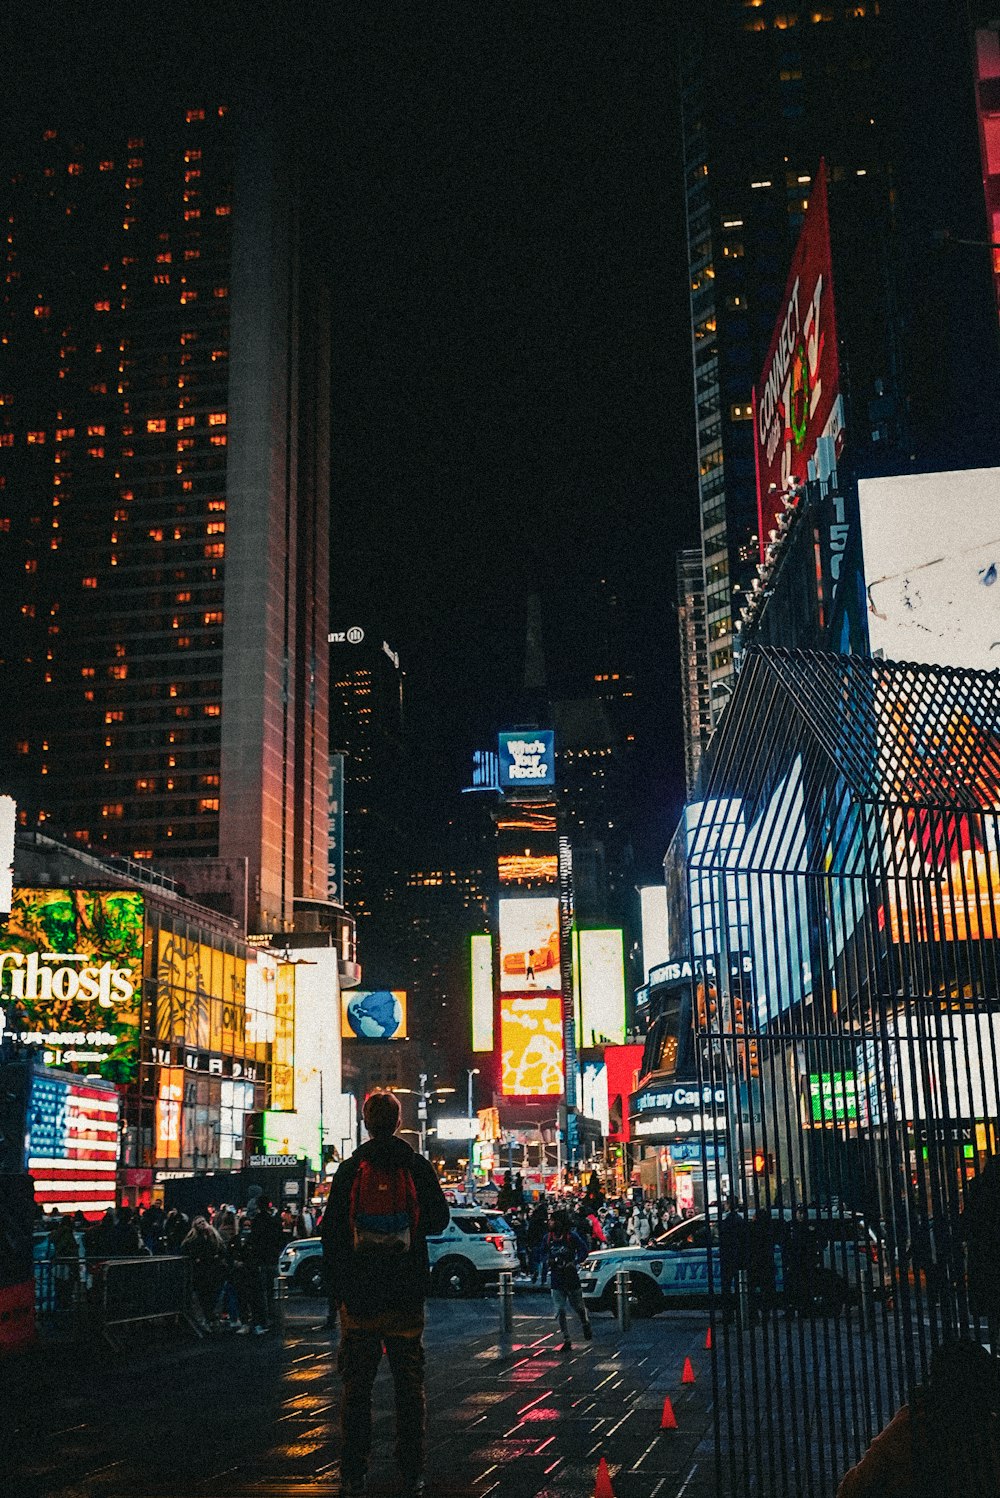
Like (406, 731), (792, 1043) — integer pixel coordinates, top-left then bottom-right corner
(8, 1293), (718, 1497)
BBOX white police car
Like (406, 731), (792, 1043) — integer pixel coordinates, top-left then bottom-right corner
(579, 1210), (881, 1318)
(277, 1208), (519, 1299)
(579, 1215), (720, 1318)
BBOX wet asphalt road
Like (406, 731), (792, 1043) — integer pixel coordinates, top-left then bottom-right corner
(8, 1290), (720, 1498)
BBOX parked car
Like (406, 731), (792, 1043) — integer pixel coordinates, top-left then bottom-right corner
(578, 1209), (883, 1319)
(277, 1208), (519, 1299)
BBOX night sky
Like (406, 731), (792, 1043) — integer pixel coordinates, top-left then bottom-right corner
(7, 3), (698, 875)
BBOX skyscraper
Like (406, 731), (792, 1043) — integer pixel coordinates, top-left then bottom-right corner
(0, 99), (329, 931)
(679, 5), (1000, 748)
(676, 548), (710, 796)
(327, 625), (405, 926)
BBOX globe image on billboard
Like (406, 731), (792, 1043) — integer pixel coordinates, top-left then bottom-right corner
(345, 989), (405, 1040)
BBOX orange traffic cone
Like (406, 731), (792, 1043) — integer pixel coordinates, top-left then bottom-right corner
(594, 1455), (616, 1497)
(682, 1356), (696, 1385)
(660, 1394), (678, 1430)
(705, 1325), (712, 1351)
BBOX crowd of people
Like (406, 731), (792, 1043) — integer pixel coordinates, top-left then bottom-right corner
(491, 1168), (692, 1284)
(34, 1192), (320, 1333)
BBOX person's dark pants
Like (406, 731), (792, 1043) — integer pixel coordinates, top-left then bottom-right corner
(250, 1262), (276, 1328)
(338, 1323), (426, 1482)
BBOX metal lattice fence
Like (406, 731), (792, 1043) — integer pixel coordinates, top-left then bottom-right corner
(687, 649), (1000, 1497)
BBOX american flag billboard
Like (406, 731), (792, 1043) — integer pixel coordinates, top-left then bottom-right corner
(27, 1069), (120, 1219)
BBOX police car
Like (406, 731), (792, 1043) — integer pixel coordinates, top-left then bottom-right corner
(578, 1210), (881, 1318)
(578, 1215), (720, 1318)
(277, 1208), (519, 1299)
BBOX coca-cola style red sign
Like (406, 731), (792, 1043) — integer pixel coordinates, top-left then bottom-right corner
(753, 160), (842, 559)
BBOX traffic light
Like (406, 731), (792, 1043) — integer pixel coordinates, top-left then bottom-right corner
(752, 1148), (767, 1176)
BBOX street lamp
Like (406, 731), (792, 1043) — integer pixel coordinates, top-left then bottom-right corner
(466, 1068), (480, 1196)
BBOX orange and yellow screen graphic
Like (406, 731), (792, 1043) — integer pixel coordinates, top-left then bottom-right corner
(500, 994), (565, 1097)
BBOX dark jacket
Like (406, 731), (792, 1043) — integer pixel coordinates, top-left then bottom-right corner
(321, 1134), (450, 1318)
(246, 1207), (284, 1267)
(544, 1229), (589, 1292)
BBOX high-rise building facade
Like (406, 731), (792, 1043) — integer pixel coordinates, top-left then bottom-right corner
(327, 626), (405, 925)
(676, 548), (710, 796)
(679, 5), (1000, 748)
(0, 101), (329, 931)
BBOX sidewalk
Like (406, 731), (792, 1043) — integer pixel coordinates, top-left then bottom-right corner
(8, 1293), (721, 1498)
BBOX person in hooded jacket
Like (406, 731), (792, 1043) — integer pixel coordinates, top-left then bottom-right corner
(321, 1090), (449, 1498)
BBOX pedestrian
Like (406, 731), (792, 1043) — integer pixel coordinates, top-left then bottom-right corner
(295, 1204), (316, 1238)
(109, 1206), (147, 1257)
(836, 1337), (1000, 1498)
(628, 1202), (652, 1246)
(544, 1209), (593, 1352)
(960, 1156), (1000, 1350)
(525, 948), (536, 983)
(783, 1205), (818, 1316)
(527, 1200), (549, 1284)
(719, 1200), (749, 1325)
(748, 1207), (777, 1321)
(321, 1090), (449, 1498)
(181, 1217), (226, 1330)
(512, 1172), (525, 1209)
(244, 1195), (284, 1333)
(164, 1208), (189, 1254)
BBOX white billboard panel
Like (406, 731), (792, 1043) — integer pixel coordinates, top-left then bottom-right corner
(859, 467), (1000, 669)
(639, 885), (670, 982)
(578, 928), (626, 1046)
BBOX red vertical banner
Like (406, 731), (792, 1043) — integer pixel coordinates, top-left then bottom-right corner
(754, 161), (842, 558)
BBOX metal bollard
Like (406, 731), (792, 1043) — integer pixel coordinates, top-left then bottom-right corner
(498, 1270), (514, 1335)
(738, 1269), (751, 1331)
(273, 1273), (288, 1339)
(615, 1269), (632, 1331)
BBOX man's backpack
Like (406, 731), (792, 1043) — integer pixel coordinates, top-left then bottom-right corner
(349, 1158), (419, 1254)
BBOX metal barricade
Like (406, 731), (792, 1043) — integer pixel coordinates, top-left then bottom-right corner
(614, 1268), (632, 1330)
(99, 1255), (194, 1345)
(498, 1270), (514, 1334)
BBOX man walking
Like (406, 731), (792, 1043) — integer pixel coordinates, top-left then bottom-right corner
(321, 1091), (449, 1497)
(544, 1208), (593, 1352)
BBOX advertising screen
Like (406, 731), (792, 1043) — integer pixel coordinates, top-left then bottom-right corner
(577, 929), (626, 1047)
(1, 888), (143, 1082)
(499, 994), (565, 1097)
(499, 897), (560, 992)
(497, 853), (559, 885)
(639, 885), (670, 982)
(341, 988), (407, 1041)
(859, 467), (1000, 671)
(27, 1069), (120, 1219)
(470, 933), (494, 1052)
(754, 160), (842, 557)
(498, 731), (555, 790)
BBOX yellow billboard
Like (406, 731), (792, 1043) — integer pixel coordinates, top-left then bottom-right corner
(500, 993), (564, 1097)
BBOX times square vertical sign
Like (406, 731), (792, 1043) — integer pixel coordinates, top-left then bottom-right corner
(753, 160), (843, 561)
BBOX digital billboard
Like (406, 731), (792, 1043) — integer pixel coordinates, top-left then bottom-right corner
(470, 933), (494, 1052)
(499, 897), (560, 992)
(27, 1069), (120, 1219)
(498, 731), (555, 790)
(639, 885), (670, 982)
(1, 888), (144, 1082)
(341, 988), (407, 1041)
(754, 159), (842, 557)
(577, 928), (626, 1047)
(859, 467), (1000, 671)
(497, 852), (558, 885)
(975, 27), (1000, 330)
(499, 994), (564, 1097)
